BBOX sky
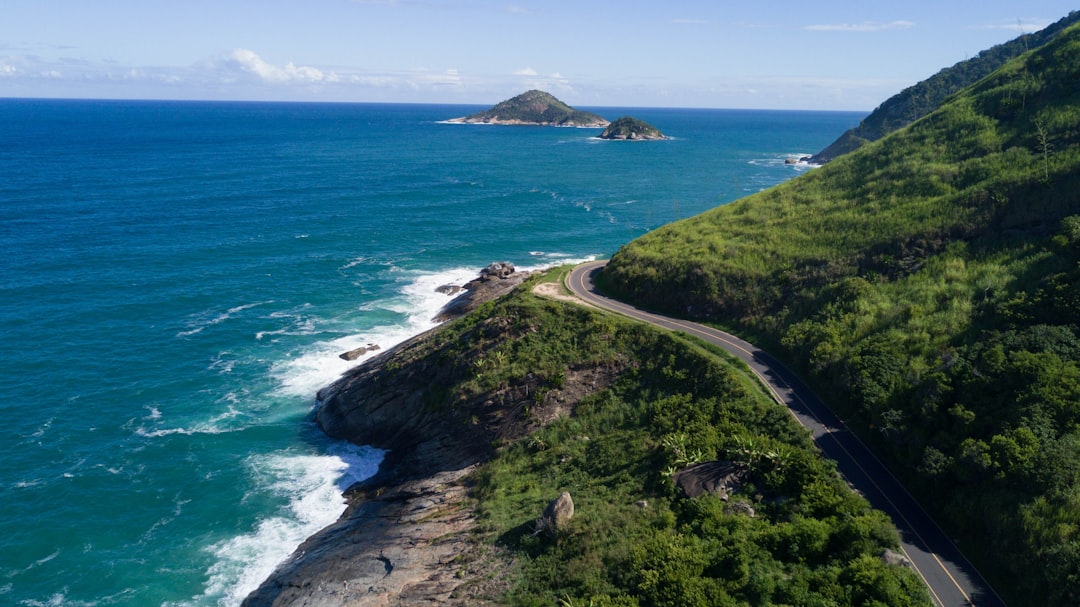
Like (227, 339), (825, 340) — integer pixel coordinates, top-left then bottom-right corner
(1, 1), (1076, 110)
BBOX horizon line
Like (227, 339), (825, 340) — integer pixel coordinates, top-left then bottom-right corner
(0, 95), (873, 114)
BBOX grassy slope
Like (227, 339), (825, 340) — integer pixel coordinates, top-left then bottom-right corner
(422, 270), (930, 606)
(603, 22), (1080, 605)
(811, 10), (1080, 163)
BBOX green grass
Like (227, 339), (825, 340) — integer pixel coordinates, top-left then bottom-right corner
(446, 280), (930, 606)
(600, 21), (1080, 606)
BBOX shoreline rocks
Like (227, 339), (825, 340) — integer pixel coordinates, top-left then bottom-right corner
(339, 344), (380, 361)
(433, 262), (531, 322)
(240, 467), (504, 607)
(242, 261), (603, 606)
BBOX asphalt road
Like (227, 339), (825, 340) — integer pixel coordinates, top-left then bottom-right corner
(566, 260), (1005, 607)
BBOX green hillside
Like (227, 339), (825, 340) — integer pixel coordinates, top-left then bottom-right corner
(810, 10), (1080, 163)
(396, 272), (930, 606)
(602, 21), (1080, 605)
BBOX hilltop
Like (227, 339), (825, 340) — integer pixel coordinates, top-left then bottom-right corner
(447, 90), (609, 127)
(810, 10), (1080, 164)
(602, 20), (1080, 605)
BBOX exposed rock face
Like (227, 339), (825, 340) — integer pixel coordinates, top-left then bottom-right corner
(243, 269), (627, 606)
(598, 116), (667, 140)
(434, 262), (531, 323)
(339, 344), (380, 361)
(479, 261), (515, 279)
(241, 468), (499, 607)
(672, 460), (748, 499)
(447, 90), (609, 127)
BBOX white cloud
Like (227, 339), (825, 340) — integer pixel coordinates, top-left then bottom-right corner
(425, 68), (462, 87)
(513, 67), (538, 76)
(805, 20), (915, 32)
(0, 63), (16, 76)
(970, 18), (1054, 33)
(227, 49), (326, 83)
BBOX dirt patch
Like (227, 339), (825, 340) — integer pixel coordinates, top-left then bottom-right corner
(532, 281), (595, 308)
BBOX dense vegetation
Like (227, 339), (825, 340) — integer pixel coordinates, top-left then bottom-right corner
(433, 271), (930, 606)
(457, 89), (609, 126)
(810, 10), (1080, 163)
(599, 116), (666, 140)
(602, 20), (1080, 605)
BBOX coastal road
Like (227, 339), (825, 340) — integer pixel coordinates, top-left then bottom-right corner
(566, 260), (1005, 607)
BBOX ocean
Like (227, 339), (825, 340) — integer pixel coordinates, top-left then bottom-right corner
(0, 98), (863, 606)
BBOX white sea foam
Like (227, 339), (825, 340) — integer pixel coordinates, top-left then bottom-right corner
(8, 549), (61, 578)
(177, 302), (274, 338)
(179, 257), (589, 606)
(748, 153), (820, 172)
(133, 413), (241, 438)
(270, 266), (480, 398)
(255, 307), (318, 341)
(272, 259), (596, 399)
(25, 417), (55, 441)
(180, 443), (383, 607)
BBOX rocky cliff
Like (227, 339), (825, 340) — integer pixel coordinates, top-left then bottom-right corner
(241, 267), (623, 606)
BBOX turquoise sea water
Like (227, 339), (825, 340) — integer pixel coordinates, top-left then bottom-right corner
(0, 99), (863, 606)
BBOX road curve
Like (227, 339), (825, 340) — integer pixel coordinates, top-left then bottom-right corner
(566, 260), (1005, 607)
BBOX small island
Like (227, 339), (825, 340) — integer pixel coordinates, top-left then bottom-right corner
(598, 116), (667, 140)
(447, 90), (609, 127)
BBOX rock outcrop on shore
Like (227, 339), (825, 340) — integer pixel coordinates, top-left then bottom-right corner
(242, 264), (622, 606)
(446, 90), (609, 127)
(240, 467), (489, 607)
(433, 261), (529, 322)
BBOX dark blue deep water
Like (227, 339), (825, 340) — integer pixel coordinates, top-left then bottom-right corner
(0, 98), (863, 606)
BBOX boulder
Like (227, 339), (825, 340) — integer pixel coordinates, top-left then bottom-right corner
(535, 492), (575, 538)
(672, 460), (747, 499)
(882, 548), (913, 569)
(479, 261), (515, 280)
(339, 344), (381, 361)
(723, 500), (756, 518)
